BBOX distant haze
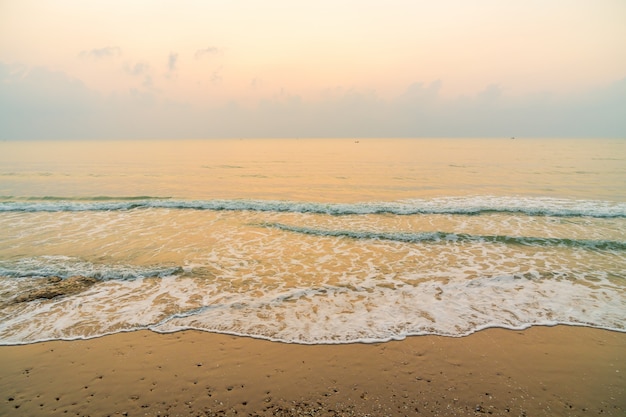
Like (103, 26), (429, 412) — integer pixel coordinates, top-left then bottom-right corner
(1, 1), (625, 139)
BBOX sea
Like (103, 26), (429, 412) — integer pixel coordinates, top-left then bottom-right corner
(0, 138), (625, 345)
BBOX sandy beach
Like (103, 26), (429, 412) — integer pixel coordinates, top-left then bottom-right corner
(0, 325), (624, 417)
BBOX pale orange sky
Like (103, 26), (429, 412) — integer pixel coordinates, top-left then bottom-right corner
(1, 1), (625, 138)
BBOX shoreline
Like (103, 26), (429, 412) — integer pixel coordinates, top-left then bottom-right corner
(1, 325), (624, 416)
(1, 322), (625, 347)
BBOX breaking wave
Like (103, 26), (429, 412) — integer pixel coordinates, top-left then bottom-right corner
(261, 222), (626, 251)
(1, 196), (625, 218)
(0, 256), (182, 281)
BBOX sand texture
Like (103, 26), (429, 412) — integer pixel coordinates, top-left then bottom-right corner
(1, 326), (624, 416)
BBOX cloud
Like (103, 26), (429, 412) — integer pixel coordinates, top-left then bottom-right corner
(142, 75), (154, 88)
(477, 84), (503, 102)
(168, 53), (178, 72)
(195, 47), (220, 59)
(78, 46), (121, 59)
(123, 62), (150, 76)
(0, 63), (99, 139)
(123, 62), (154, 89)
(210, 66), (223, 85)
(399, 80), (442, 104)
(1, 61), (624, 139)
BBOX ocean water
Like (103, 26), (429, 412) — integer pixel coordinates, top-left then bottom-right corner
(0, 138), (625, 345)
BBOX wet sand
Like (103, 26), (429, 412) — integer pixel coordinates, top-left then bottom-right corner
(0, 325), (624, 416)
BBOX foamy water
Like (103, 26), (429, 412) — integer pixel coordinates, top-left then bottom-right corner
(0, 138), (625, 344)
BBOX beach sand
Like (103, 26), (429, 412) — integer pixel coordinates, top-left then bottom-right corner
(1, 326), (624, 416)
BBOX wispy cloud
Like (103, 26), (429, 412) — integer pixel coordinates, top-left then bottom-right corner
(124, 62), (150, 76)
(78, 46), (121, 59)
(210, 66), (223, 85)
(195, 47), (220, 59)
(123, 62), (153, 88)
(168, 53), (178, 72)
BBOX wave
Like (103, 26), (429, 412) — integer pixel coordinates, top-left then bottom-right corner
(261, 223), (626, 251)
(1, 196), (625, 218)
(0, 256), (182, 281)
(37, 195), (170, 201)
(0, 195), (171, 202)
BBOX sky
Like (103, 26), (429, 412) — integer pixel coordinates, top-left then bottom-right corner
(1, 0), (625, 139)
